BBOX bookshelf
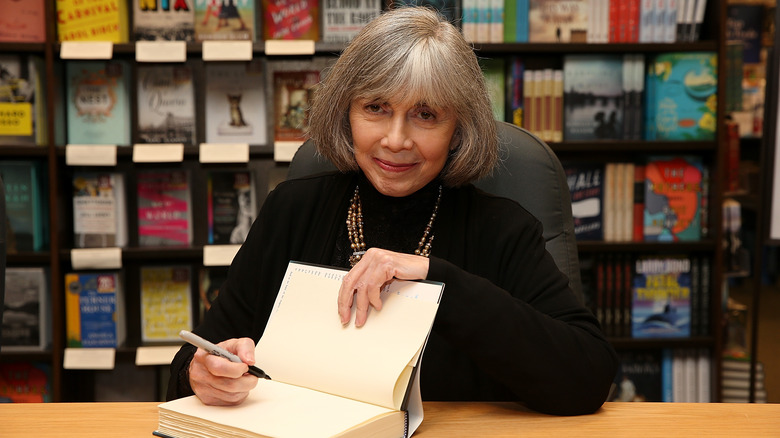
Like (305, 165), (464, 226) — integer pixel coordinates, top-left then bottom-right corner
(0, 0), (728, 403)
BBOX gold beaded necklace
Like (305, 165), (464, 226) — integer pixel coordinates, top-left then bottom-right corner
(346, 184), (443, 267)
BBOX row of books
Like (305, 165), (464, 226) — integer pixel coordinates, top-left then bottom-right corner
(2, 265), (229, 350)
(721, 357), (768, 403)
(610, 348), (711, 402)
(565, 155), (707, 243)
(580, 253), (710, 339)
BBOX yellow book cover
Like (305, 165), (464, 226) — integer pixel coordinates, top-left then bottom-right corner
(56, 0), (129, 42)
(140, 266), (193, 343)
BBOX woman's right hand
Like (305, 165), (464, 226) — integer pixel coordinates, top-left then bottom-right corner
(188, 337), (259, 406)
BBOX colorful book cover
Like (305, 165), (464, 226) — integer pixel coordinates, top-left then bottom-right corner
(631, 256), (692, 338)
(136, 64), (196, 144)
(610, 350), (664, 402)
(391, 0), (460, 25)
(133, 0), (196, 41)
(563, 55), (625, 141)
(643, 155), (702, 242)
(56, 0), (129, 42)
(645, 52), (717, 141)
(726, 4), (763, 64)
(0, 0), (46, 42)
(273, 70), (319, 143)
(195, 0), (255, 41)
(72, 172), (127, 248)
(137, 170), (193, 247)
(64, 271), (125, 348)
(0, 363), (51, 403)
(205, 60), (267, 145)
(528, 0), (589, 42)
(0, 54), (45, 145)
(508, 57), (524, 126)
(207, 170), (256, 244)
(1, 267), (49, 351)
(564, 162), (604, 241)
(263, 0), (319, 40)
(0, 161), (48, 252)
(140, 265), (193, 343)
(66, 60), (132, 145)
(321, 0), (380, 43)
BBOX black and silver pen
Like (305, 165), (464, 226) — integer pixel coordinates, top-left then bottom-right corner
(179, 330), (271, 380)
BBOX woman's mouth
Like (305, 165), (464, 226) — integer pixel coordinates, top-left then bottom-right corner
(374, 158), (416, 172)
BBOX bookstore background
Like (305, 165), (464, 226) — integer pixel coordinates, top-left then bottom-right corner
(0, 0), (778, 405)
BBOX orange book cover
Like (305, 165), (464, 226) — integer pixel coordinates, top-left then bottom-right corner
(0, 0), (46, 43)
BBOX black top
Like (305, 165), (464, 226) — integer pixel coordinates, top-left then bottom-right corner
(167, 172), (618, 415)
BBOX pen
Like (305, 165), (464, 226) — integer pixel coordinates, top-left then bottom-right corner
(179, 330), (271, 380)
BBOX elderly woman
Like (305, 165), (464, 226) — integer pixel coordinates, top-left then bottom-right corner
(168, 7), (618, 416)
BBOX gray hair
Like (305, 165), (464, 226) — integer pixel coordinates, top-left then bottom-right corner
(307, 7), (498, 187)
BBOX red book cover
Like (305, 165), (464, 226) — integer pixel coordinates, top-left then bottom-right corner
(609, 0), (619, 42)
(627, 0), (640, 42)
(0, 0), (46, 42)
(263, 0), (320, 40)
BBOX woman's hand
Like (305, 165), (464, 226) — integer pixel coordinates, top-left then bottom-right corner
(338, 248), (430, 327)
(189, 337), (259, 406)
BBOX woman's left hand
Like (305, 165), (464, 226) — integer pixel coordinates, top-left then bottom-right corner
(338, 248), (430, 327)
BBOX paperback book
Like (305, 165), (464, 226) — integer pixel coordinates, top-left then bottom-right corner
(631, 256), (692, 338)
(0, 362), (51, 403)
(72, 172), (128, 248)
(0, 0), (46, 42)
(65, 271), (126, 348)
(643, 155), (703, 242)
(137, 170), (193, 247)
(136, 64), (196, 144)
(207, 170), (257, 245)
(134, 0), (196, 41)
(263, 0), (320, 40)
(1, 267), (49, 351)
(66, 60), (132, 146)
(0, 54), (46, 145)
(56, 0), (129, 42)
(564, 162), (604, 241)
(528, 0), (589, 42)
(140, 265), (193, 343)
(563, 54), (625, 141)
(0, 160), (48, 252)
(205, 60), (267, 145)
(273, 70), (319, 144)
(610, 350), (663, 402)
(321, 0), (380, 43)
(195, 0), (255, 41)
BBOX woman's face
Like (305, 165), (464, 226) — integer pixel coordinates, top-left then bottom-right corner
(349, 97), (457, 197)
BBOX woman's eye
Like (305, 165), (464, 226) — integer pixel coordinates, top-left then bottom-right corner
(366, 104), (382, 113)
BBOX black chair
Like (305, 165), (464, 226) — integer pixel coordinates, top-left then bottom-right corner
(287, 121), (584, 302)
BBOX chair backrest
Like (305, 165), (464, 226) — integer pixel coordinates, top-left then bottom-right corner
(0, 174), (6, 352)
(287, 121), (583, 302)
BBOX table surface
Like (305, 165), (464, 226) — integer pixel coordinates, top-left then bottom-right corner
(2, 401), (779, 437)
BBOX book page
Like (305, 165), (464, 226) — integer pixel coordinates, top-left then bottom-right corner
(255, 262), (442, 410)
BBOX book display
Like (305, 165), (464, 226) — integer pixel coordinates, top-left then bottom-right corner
(0, 0), (732, 406)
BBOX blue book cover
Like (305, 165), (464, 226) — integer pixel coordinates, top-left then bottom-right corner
(563, 55), (625, 140)
(631, 256), (692, 338)
(0, 160), (48, 252)
(65, 272), (125, 348)
(726, 4), (763, 64)
(645, 52), (717, 141)
(66, 60), (131, 145)
(644, 155), (703, 242)
(563, 162), (604, 241)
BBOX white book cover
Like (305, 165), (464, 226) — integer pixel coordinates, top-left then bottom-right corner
(321, 0), (380, 43)
(72, 172), (127, 248)
(205, 60), (267, 145)
(137, 64), (195, 144)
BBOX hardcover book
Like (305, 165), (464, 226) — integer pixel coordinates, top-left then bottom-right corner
(643, 155), (703, 242)
(72, 172), (128, 248)
(528, 0), (589, 42)
(65, 271), (126, 348)
(631, 256), (692, 338)
(644, 52), (717, 141)
(1, 267), (49, 351)
(136, 64), (196, 144)
(137, 170), (193, 247)
(157, 262), (443, 438)
(563, 54), (625, 141)
(273, 69), (319, 143)
(321, 0), (380, 43)
(205, 60), (267, 145)
(262, 0), (319, 40)
(0, 160), (48, 252)
(56, 0), (129, 42)
(0, 54), (45, 145)
(0, 0), (46, 42)
(564, 162), (604, 241)
(134, 0), (196, 41)
(0, 363), (51, 403)
(194, 0), (255, 41)
(726, 4), (763, 64)
(207, 170), (257, 245)
(140, 265), (193, 343)
(66, 60), (132, 146)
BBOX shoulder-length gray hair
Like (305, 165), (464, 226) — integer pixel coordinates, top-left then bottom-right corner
(307, 7), (498, 187)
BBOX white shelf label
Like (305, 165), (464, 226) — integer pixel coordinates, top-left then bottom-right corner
(274, 140), (304, 162)
(203, 244), (241, 266)
(60, 41), (114, 59)
(71, 248), (123, 270)
(132, 144), (185, 163)
(66, 144), (118, 166)
(199, 143), (250, 163)
(136, 41), (187, 62)
(264, 39), (316, 55)
(64, 348), (116, 370)
(136, 345), (183, 366)
(202, 40), (253, 61)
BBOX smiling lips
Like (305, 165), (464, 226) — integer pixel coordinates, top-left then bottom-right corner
(374, 157), (417, 172)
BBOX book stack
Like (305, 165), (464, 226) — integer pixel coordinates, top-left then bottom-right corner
(721, 357), (768, 403)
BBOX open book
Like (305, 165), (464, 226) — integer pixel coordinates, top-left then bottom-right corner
(155, 262), (443, 438)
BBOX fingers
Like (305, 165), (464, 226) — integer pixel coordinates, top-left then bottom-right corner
(189, 338), (260, 406)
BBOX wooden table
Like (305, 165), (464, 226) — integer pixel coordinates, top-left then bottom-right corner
(1, 401), (778, 437)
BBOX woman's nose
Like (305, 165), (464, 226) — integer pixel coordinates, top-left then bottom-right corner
(380, 116), (413, 151)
